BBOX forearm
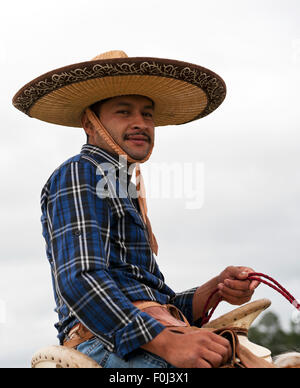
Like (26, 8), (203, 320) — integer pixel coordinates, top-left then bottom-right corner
(140, 327), (170, 359)
(192, 276), (221, 322)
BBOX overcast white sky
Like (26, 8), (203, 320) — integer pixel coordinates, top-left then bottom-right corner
(1, 0), (300, 367)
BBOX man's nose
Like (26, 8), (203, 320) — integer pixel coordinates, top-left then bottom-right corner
(131, 113), (148, 129)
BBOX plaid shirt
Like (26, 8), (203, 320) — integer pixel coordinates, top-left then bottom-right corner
(41, 144), (198, 358)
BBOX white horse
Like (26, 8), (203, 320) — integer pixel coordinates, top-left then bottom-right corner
(31, 299), (300, 368)
(273, 352), (300, 368)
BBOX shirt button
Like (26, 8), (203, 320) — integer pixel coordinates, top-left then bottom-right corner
(73, 229), (81, 236)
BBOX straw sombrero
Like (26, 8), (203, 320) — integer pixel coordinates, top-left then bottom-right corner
(12, 50), (226, 128)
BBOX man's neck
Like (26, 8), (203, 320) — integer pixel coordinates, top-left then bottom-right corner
(87, 141), (135, 169)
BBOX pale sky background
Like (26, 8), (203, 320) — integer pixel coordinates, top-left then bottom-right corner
(1, 0), (300, 367)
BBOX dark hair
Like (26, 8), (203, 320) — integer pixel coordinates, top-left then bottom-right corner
(90, 98), (112, 118)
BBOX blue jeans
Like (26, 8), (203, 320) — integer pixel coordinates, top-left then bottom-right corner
(76, 337), (174, 368)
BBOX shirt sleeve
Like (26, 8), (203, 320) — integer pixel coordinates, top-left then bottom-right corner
(170, 287), (199, 326)
(45, 158), (165, 358)
(171, 288), (208, 327)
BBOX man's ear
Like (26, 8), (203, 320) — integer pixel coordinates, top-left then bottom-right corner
(81, 110), (94, 137)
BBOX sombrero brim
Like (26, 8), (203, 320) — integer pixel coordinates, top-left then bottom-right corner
(12, 57), (226, 128)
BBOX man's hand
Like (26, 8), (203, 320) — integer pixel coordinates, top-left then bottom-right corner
(217, 266), (260, 305)
(142, 266), (259, 368)
(142, 327), (232, 368)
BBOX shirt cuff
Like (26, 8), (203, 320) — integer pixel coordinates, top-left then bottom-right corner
(114, 311), (166, 359)
(171, 287), (198, 325)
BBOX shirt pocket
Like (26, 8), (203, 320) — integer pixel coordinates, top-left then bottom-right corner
(126, 207), (146, 230)
(121, 199), (148, 239)
(108, 197), (151, 253)
(108, 196), (146, 230)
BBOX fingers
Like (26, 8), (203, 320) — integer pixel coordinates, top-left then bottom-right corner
(233, 266), (255, 280)
(224, 266), (255, 280)
(223, 278), (251, 290)
(218, 266), (260, 304)
(222, 277), (260, 292)
(197, 359), (213, 368)
(202, 350), (224, 368)
(218, 283), (253, 304)
(237, 269), (260, 290)
(167, 328), (232, 368)
(207, 337), (232, 365)
(201, 333), (232, 367)
(206, 330), (232, 351)
(249, 279), (260, 291)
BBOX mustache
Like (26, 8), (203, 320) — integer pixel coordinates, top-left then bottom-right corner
(124, 132), (151, 142)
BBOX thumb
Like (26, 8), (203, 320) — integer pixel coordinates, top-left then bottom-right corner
(236, 270), (251, 280)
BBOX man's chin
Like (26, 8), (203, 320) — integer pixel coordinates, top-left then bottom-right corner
(127, 151), (150, 161)
(123, 144), (152, 162)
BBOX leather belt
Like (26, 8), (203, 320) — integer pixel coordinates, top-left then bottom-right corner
(132, 300), (190, 327)
(63, 301), (189, 349)
(63, 323), (95, 348)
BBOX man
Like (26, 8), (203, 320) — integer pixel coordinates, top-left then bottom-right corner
(13, 50), (259, 368)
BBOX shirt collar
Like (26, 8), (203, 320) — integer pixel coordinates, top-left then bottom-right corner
(80, 144), (134, 186)
(81, 144), (128, 168)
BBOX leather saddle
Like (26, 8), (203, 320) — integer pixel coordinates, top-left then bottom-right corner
(133, 298), (274, 368)
(31, 299), (274, 368)
(202, 298), (274, 367)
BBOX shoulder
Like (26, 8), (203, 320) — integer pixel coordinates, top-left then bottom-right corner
(41, 152), (105, 196)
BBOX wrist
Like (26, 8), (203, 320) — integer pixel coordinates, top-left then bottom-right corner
(140, 327), (171, 359)
(192, 276), (221, 321)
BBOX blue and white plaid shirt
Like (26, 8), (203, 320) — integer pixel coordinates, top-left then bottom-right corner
(41, 144), (198, 358)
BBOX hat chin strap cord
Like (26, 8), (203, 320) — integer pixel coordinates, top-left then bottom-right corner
(83, 108), (158, 255)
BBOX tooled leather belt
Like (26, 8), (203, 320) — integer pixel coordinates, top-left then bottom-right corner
(63, 300), (189, 349)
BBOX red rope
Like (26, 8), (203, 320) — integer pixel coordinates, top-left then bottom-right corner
(201, 272), (300, 326)
(201, 289), (222, 326)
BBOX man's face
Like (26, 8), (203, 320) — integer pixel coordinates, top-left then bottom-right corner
(87, 95), (155, 161)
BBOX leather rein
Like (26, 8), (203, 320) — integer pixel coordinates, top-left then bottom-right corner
(201, 272), (300, 325)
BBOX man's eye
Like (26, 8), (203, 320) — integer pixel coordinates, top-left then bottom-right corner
(143, 112), (153, 118)
(117, 110), (129, 114)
